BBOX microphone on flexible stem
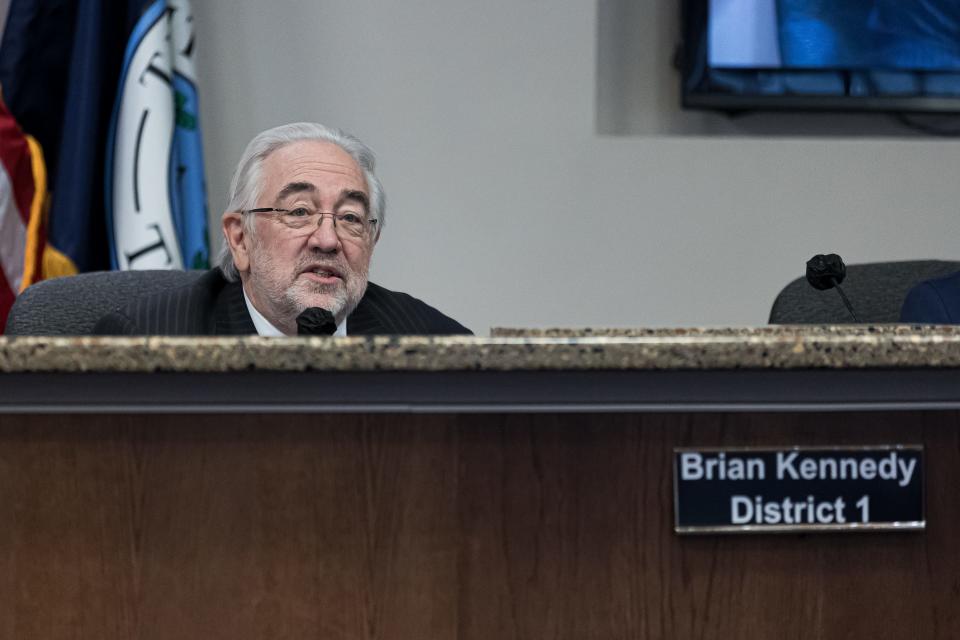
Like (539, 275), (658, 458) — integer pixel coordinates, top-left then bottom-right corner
(296, 307), (338, 335)
(805, 254), (861, 323)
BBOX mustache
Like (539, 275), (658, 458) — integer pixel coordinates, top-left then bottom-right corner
(295, 255), (350, 275)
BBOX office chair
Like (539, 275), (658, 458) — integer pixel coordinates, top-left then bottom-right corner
(5, 270), (204, 335)
(769, 260), (960, 324)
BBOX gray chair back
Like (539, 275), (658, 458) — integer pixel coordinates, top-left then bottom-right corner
(769, 260), (960, 324)
(5, 270), (205, 335)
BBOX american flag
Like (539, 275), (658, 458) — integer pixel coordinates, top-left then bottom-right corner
(0, 96), (45, 333)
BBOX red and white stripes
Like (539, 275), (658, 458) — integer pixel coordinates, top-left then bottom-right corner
(0, 99), (43, 332)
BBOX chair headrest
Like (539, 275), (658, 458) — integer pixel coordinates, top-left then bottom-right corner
(5, 270), (205, 335)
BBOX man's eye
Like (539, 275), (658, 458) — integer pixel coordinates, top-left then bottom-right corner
(339, 212), (362, 224)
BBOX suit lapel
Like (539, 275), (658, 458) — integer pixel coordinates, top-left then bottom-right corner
(212, 279), (257, 335)
(346, 295), (390, 335)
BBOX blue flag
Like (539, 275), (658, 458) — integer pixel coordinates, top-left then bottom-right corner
(107, 0), (209, 270)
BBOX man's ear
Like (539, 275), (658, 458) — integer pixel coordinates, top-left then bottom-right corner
(222, 211), (251, 273)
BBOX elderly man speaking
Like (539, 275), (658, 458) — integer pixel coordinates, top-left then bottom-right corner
(95, 123), (470, 336)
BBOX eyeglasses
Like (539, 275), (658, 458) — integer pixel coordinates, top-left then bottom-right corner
(246, 207), (378, 238)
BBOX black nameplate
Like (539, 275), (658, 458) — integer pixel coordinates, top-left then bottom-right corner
(674, 446), (924, 534)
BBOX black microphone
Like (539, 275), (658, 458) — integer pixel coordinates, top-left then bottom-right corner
(296, 307), (337, 335)
(805, 254), (860, 322)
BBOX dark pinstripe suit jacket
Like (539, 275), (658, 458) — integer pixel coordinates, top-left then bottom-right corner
(92, 268), (472, 335)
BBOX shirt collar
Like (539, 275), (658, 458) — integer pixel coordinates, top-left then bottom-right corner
(243, 288), (346, 337)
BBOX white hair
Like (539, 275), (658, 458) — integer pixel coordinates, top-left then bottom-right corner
(216, 122), (386, 281)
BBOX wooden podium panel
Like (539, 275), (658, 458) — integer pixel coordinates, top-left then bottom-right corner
(0, 410), (956, 639)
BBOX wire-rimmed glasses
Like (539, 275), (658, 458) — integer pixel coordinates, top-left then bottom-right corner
(246, 207), (378, 239)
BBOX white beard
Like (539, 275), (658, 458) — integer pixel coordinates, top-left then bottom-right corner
(246, 245), (369, 329)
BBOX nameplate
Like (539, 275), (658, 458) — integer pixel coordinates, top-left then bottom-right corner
(673, 446), (924, 534)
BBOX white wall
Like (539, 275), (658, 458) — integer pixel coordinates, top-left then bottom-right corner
(192, 0), (960, 335)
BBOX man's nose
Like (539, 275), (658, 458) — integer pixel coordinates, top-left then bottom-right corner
(306, 215), (340, 252)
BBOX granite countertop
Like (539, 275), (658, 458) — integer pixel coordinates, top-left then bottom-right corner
(1, 325), (960, 373)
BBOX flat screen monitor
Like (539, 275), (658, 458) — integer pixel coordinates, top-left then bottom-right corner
(681, 0), (960, 113)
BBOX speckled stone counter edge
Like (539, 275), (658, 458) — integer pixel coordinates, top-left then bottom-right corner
(3, 325), (960, 372)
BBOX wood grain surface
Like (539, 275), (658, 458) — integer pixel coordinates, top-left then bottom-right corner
(0, 411), (955, 639)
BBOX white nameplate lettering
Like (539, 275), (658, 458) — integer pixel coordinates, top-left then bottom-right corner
(674, 446), (924, 534)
